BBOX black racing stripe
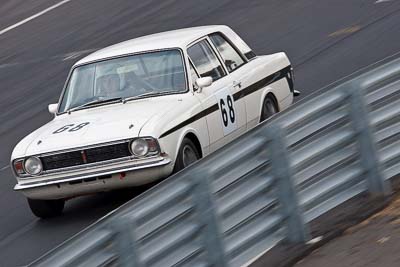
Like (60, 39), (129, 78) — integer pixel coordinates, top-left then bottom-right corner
(159, 65), (291, 138)
(233, 65), (291, 101)
(159, 104), (219, 138)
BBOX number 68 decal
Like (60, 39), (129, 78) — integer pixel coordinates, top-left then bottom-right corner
(216, 89), (237, 136)
(53, 122), (90, 134)
(220, 96), (235, 127)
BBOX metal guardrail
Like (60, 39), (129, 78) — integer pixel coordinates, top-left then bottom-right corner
(31, 57), (400, 267)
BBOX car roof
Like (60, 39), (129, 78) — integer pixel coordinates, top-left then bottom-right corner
(75, 25), (238, 66)
(74, 25), (250, 66)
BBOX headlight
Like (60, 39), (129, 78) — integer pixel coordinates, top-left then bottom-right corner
(130, 138), (160, 157)
(130, 138), (149, 157)
(24, 156), (43, 175)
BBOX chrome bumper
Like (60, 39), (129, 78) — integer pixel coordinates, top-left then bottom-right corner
(14, 157), (171, 191)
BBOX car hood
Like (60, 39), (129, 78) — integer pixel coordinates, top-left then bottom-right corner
(14, 99), (177, 157)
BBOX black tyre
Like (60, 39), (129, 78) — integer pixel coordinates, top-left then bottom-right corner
(173, 138), (201, 173)
(27, 198), (65, 218)
(260, 96), (278, 122)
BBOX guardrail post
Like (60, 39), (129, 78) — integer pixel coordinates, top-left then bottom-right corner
(347, 84), (391, 196)
(189, 170), (228, 267)
(112, 215), (142, 267)
(266, 124), (309, 243)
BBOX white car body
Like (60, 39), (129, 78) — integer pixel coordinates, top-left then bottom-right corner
(11, 25), (295, 200)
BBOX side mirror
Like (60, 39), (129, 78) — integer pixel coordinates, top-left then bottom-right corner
(48, 103), (58, 115)
(195, 77), (213, 91)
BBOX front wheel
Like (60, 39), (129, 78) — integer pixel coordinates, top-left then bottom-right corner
(260, 96), (278, 122)
(27, 198), (65, 219)
(173, 138), (201, 173)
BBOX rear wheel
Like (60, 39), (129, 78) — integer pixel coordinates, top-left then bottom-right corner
(173, 138), (201, 173)
(27, 198), (65, 219)
(260, 96), (278, 122)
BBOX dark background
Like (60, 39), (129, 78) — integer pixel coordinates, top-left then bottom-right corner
(0, 0), (399, 265)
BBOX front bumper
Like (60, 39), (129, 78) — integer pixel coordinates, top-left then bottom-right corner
(14, 156), (172, 200)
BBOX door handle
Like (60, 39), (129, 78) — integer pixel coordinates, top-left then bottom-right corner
(233, 81), (242, 89)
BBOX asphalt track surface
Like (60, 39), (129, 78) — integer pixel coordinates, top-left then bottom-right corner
(295, 192), (400, 267)
(0, 0), (399, 266)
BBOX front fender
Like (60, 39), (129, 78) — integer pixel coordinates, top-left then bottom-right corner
(157, 119), (209, 168)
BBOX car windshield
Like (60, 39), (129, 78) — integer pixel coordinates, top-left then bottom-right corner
(58, 49), (187, 113)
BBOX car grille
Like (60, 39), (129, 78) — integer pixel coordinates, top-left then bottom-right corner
(40, 142), (131, 171)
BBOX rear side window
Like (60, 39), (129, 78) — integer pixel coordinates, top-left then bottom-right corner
(187, 40), (225, 81)
(209, 33), (245, 72)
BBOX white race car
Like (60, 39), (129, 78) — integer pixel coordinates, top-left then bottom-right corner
(11, 25), (297, 218)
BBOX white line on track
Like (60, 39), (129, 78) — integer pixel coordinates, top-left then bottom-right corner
(0, 0), (74, 36)
(62, 48), (99, 61)
(0, 48), (99, 69)
(375, 0), (394, 3)
(0, 165), (9, 171)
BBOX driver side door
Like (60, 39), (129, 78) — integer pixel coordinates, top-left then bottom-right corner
(187, 38), (242, 153)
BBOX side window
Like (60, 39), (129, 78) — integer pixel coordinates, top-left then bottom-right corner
(209, 33), (245, 72)
(187, 40), (225, 81)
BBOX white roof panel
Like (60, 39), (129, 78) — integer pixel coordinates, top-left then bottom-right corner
(75, 25), (232, 65)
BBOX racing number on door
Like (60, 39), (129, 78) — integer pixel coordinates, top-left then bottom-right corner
(53, 122), (90, 134)
(220, 95), (235, 127)
(216, 88), (237, 136)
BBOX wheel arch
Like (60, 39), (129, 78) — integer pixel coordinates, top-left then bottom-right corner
(171, 128), (204, 164)
(264, 92), (279, 111)
(259, 90), (279, 122)
(183, 132), (203, 158)
(171, 129), (204, 173)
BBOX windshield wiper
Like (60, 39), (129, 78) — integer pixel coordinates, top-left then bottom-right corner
(68, 97), (123, 114)
(123, 92), (162, 102)
(123, 92), (167, 103)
